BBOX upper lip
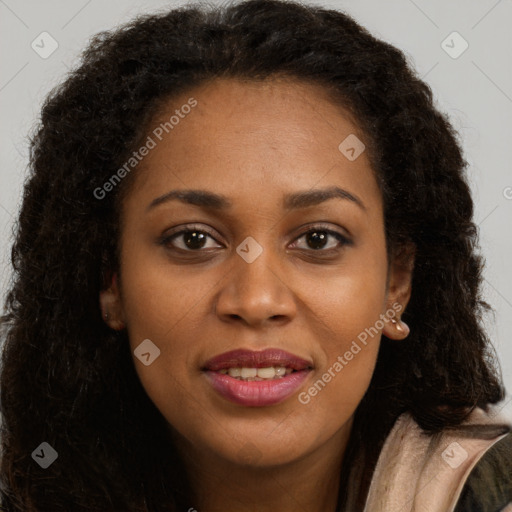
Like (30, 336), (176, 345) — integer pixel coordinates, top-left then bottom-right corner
(202, 348), (313, 372)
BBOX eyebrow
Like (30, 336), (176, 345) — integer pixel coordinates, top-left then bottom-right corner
(146, 186), (366, 212)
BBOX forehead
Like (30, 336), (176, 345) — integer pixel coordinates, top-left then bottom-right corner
(126, 76), (381, 214)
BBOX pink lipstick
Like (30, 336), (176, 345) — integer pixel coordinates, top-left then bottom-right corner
(202, 348), (313, 407)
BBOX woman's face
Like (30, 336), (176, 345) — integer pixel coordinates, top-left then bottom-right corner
(101, 76), (413, 468)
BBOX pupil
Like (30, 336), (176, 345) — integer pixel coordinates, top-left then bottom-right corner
(307, 231), (327, 250)
(185, 231), (206, 249)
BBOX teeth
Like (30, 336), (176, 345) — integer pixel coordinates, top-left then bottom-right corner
(217, 366), (295, 381)
(257, 367), (276, 379)
(227, 368), (241, 378)
(241, 367), (258, 378)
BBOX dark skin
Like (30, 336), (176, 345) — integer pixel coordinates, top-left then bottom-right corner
(100, 76), (414, 512)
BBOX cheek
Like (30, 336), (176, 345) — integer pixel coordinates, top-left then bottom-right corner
(298, 274), (385, 421)
(296, 245), (387, 418)
(303, 237), (388, 349)
(119, 256), (208, 434)
(120, 244), (210, 347)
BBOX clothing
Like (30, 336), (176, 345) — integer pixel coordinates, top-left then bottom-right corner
(454, 431), (512, 512)
(363, 406), (512, 512)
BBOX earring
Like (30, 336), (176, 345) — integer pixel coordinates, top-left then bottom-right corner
(390, 317), (409, 335)
(390, 317), (403, 331)
(104, 311), (109, 320)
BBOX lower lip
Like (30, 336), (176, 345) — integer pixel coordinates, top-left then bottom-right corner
(203, 370), (311, 407)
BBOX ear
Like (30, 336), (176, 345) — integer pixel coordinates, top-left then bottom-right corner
(99, 272), (126, 330)
(382, 242), (415, 340)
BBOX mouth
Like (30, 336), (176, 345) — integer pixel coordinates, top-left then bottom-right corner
(201, 348), (313, 407)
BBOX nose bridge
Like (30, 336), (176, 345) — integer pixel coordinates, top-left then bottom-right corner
(215, 233), (295, 324)
(236, 234), (280, 292)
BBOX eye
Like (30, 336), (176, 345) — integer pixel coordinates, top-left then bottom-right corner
(160, 225), (222, 252)
(159, 223), (352, 254)
(290, 225), (352, 252)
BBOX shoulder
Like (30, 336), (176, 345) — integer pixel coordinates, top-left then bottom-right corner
(454, 430), (512, 512)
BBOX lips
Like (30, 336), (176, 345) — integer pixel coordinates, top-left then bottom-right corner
(202, 348), (313, 407)
(202, 348), (313, 372)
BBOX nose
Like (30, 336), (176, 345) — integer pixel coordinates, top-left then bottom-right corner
(214, 241), (296, 328)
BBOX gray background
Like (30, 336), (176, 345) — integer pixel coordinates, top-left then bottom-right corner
(1, 0), (511, 417)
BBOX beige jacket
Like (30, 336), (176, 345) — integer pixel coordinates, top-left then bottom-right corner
(363, 406), (512, 512)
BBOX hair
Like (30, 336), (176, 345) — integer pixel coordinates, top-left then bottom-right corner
(0, 0), (507, 510)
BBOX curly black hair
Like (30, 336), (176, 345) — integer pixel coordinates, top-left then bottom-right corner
(0, 0), (506, 510)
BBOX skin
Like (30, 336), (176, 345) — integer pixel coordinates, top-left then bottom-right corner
(100, 76), (414, 512)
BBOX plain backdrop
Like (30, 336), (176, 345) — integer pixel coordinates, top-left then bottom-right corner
(0, 0), (511, 417)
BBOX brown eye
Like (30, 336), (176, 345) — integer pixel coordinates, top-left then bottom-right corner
(161, 227), (222, 251)
(292, 227), (351, 251)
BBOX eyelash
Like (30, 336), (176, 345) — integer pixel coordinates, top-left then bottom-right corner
(159, 223), (352, 255)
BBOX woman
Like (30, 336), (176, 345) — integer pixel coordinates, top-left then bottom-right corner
(0, 0), (510, 510)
